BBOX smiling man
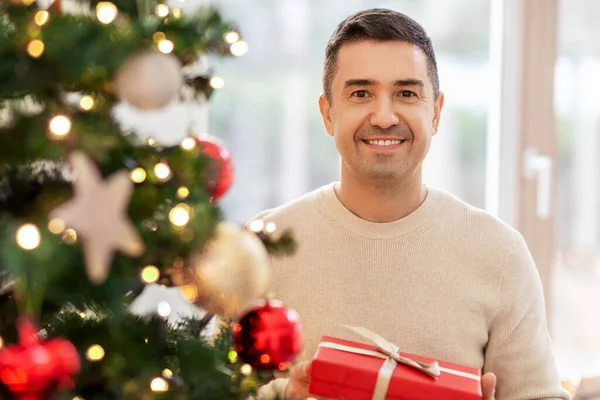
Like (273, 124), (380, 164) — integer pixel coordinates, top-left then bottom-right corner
(253, 8), (570, 400)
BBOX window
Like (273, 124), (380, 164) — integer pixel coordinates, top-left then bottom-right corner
(551, 0), (600, 379)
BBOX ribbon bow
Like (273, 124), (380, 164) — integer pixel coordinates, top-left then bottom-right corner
(345, 326), (441, 378)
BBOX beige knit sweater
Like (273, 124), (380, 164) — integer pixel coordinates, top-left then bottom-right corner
(251, 182), (570, 400)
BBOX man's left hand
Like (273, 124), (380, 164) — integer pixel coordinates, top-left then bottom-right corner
(482, 372), (497, 400)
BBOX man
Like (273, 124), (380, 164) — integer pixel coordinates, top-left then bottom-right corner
(252, 8), (570, 400)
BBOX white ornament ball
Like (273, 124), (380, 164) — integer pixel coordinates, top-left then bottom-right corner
(114, 51), (183, 110)
(187, 222), (271, 318)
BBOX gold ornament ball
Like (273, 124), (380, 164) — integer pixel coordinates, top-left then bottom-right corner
(114, 51), (183, 110)
(188, 221), (271, 318)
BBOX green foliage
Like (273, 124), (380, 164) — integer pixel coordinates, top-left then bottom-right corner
(0, 1), (236, 103)
(0, 1), (294, 398)
(42, 310), (260, 400)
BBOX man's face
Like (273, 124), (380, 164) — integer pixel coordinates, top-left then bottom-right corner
(319, 40), (444, 185)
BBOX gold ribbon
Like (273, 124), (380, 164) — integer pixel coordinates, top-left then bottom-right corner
(316, 326), (480, 400)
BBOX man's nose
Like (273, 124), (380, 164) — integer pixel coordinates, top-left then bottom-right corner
(369, 97), (400, 129)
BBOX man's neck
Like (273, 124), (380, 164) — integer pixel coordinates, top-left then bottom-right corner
(335, 170), (427, 223)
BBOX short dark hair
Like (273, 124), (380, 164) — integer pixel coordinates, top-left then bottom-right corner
(323, 8), (440, 103)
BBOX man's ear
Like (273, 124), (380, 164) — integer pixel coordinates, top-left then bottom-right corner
(432, 92), (445, 135)
(319, 94), (334, 137)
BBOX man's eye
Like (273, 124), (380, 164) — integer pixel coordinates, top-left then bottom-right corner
(351, 90), (369, 98)
(400, 91), (416, 98)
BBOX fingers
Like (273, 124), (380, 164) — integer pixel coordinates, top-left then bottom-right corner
(481, 372), (497, 400)
(288, 362), (339, 400)
(287, 362), (312, 399)
(303, 361), (312, 376)
(291, 361), (311, 381)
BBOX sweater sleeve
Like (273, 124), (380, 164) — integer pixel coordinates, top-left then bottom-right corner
(484, 235), (571, 400)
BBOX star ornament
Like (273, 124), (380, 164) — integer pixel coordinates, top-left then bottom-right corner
(50, 151), (145, 284)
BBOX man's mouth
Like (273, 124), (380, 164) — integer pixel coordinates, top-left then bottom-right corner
(361, 139), (406, 147)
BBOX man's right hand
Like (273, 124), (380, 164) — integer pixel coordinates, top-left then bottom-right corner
(285, 361), (335, 400)
(285, 361), (313, 399)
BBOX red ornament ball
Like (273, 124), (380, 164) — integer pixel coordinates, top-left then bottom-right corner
(232, 300), (303, 371)
(0, 318), (80, 400)
(194, 134), (234, 201)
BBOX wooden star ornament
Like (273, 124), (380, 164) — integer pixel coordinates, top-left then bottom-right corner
(50, 151), (145, 284)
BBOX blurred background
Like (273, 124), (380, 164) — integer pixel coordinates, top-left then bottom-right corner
(169, 0), (600, 387)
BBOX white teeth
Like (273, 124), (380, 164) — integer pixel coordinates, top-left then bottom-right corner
(366, 139), (403, 146)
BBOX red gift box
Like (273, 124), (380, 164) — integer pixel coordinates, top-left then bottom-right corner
(308, 327), (482, 400)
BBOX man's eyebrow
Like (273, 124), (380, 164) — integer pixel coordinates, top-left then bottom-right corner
(344, 79), (376, 88)
(393, 79), (425, 88)
(343, 78), (425, 88)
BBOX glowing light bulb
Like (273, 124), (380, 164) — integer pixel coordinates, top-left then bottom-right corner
(96, 2), (118, 24)
(153, 32), (166, 43)
(172, 8), (181, 18)
(180, 284), (198, 302)
(0, 336), (4, 348)
(16, 224), (41, 250)
(247, 219), (265, 232)
(176, 186), (189, 199)
(22, 0), (36, 5)
(240, 364), (252, 376)
(34, 11), (50, 26)
(180, 137), (196, 150)
(48, 218), (66, 234)
(49, 115), (71, 137)
(130, 168), (146, 183)
(148, 138), (156, 146)
(169, 204), (190, 227)
(228, 350), (238, 362)
(150, 377), (169, 392)
(158, 39), (174, 54)
(154, 162), (171, 181)
(79, 95), (95, 111)
(265, 222), (277, 233)
(209, 77), (225, 89)
(86, 344), (105, 361)
(27, 40), (44, 58)
(224, 31), (240, 44)
(79, 312), (86, 319)
(155, 4), (169, 17)
(230, 40), (249, 56)
(162, 369), (173, 378)
(157, 301), (171, 317)
(260, 354), (271, 365)
(61, 229), (77, 244)
(141, 265), (160, 284)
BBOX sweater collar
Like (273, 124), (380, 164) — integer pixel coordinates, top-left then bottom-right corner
(316, 182), (446, 239)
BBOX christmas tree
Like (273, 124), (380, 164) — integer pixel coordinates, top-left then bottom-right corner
(0, 1), (300, 399)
